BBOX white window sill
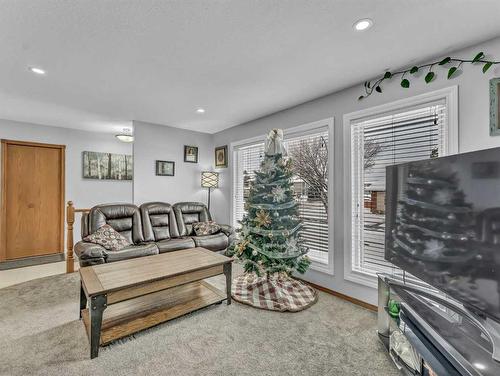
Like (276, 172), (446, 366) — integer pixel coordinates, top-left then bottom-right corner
(309, 250), (334, 275)
(344, 268), (378, 289)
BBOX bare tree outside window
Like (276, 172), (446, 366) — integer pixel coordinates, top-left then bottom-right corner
(288, 136), (328, 213)
(364, 139), (383, 170)
(288, 136), (382, 216)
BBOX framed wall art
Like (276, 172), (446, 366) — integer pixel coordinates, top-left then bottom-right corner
(82, 151), (133, 180)
(155, 160), (175, 176)
(215, 145), (228, 168)
(490, 77), (500, 136)
(184, 145), (198, 163)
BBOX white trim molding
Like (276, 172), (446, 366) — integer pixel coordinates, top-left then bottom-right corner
(342, 86), (459, 289)
(229, 117), (335, 275)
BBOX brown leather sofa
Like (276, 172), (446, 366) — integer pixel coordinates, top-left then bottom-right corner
(74, 202), (235, 267)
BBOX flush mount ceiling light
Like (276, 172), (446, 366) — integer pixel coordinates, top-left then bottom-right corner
(115, 128), (134, 143)
(353, 18), (373, 31)
(28, 66), (46, 75)
(196, 108), (205, 114)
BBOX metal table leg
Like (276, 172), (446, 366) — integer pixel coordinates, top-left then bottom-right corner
(89, 294), (107, 359)
(223, 263), (232, 305)
(79, 281), (87, 319)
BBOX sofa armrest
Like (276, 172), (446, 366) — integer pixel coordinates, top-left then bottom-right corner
(74, 241), (107, 262)
(218, 224), (236, 246)
(218, 224), (234, 236)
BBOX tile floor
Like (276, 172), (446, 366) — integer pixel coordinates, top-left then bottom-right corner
(0, 261), (79, 289)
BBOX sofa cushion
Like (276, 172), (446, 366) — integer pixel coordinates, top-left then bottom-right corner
(140, 202), (176, 242)
(89, 203), (144, 244)
(84, 224), (131, 251)
(192, 233), (229, 251)
(193, 221), (221, 236)
(105, 243), (159, 263)
(156, 237), (195, 253)
(173, 202), (211, 236)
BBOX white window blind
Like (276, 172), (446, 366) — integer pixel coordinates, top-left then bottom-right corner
(233, 141), (265, 227)
(351, 103), (447, 276)
(232, 128), (330, 265)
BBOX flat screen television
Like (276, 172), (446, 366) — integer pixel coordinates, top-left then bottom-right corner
(385, 147), (500, 325)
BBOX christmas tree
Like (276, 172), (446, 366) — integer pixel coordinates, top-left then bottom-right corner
(229, 129), (316, 312)
(229, 128), (311, 276)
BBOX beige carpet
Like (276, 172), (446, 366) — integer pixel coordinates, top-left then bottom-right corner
(0, 267), (398, 376)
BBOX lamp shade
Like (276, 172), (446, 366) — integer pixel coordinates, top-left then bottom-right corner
(201, 171), (219, 188)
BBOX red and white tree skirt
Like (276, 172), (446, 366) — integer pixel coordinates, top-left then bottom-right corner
(232, 273), (317, 312)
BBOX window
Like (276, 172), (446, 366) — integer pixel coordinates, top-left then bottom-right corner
(232, 141), (265, 227)
(232, 119), (333, 270)
(285, 130), (329, 264)
(344, 87), (458, 287)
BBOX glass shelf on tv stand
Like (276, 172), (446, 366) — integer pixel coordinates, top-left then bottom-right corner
(378, 273), (500, 376)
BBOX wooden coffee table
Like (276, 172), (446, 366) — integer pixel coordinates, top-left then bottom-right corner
(79, 247), (233, 358)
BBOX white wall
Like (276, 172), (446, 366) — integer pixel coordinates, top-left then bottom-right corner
(0, 119), (133, 243)
(212, 36), (500, 305)
(132, 120), (216, 208)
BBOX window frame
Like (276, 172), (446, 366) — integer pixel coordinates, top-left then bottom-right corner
(342, 86), (459, 288)
(230, 117), (334, 275)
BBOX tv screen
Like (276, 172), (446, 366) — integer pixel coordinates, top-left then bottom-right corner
(385, 147), (500, 323)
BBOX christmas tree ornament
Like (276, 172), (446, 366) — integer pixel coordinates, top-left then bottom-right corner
(236, 240), (249, 256)
(271, 186), (286, 202)
(227, 128), (316, 312)
(254, 209), (271, 227)
(261, 159), (276, 174)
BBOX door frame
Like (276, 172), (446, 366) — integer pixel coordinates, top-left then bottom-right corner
(0, 139), (66, 262)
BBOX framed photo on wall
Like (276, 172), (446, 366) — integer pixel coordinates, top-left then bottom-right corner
(184, 145), (198, 163)
(490, 77), (500, 136)
(215, 145), (228, 168)
(155, 160), (175, 176)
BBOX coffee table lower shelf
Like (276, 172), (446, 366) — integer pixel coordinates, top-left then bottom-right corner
(81, 280), (226, 345)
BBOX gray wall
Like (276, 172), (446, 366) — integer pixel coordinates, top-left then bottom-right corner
(212, 36), (500, 305)
(132, 120), (215, 208)
(0, 119), (133, 242)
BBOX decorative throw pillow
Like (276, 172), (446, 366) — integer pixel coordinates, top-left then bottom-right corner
(84, 224), (131, 251)
(193, 221), (221, 236)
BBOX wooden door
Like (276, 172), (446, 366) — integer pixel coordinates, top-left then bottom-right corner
(1, 140), (65, 261)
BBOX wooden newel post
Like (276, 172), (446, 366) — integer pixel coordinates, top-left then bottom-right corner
(66, 201), (75, 273)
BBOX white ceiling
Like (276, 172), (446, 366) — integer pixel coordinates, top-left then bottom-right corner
(1, 1), (500, 134)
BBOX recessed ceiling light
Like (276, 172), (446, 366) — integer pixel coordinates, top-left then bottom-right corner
(353, 18), (373, 31)
(196, 108), (205, 114)
(29, 67), (46, 75)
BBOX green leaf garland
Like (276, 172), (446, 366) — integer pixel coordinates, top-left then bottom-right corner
(359, 52), (499, 99)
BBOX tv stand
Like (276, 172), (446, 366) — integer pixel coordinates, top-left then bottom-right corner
(377, 274), (500, 376)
